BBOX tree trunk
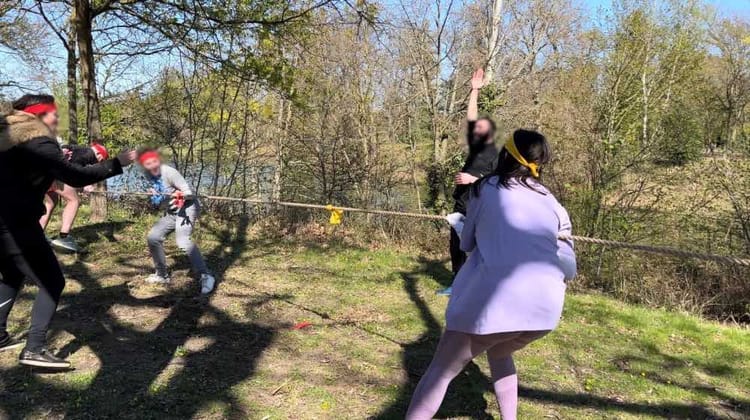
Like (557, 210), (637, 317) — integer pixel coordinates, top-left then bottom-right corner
(642, 70), (649, 145)
(272, 97), (287, 203)
(66, 15), (78, 144)
(408, 116), (422, 212)
(484, 0), (504, 83)
(74, 0), (107, 221)
(74, 1), (102, 140)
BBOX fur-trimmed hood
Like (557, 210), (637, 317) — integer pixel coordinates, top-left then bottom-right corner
(0, 111), (53, 152)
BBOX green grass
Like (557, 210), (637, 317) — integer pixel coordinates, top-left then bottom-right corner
(0, 212), (748, 419)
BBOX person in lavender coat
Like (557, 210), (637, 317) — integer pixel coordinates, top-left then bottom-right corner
(406, 129), (576, 420)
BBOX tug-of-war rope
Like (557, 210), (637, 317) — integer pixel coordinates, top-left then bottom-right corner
(90, 190), (750, 267)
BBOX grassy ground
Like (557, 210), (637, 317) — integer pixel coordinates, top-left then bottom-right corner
(0, 212), (749, 419)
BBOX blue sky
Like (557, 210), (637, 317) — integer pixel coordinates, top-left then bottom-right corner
(583, 0), (750, 16)
(705, 0), (750, 15)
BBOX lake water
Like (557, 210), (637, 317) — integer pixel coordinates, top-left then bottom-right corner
(107, 164), (276, 201)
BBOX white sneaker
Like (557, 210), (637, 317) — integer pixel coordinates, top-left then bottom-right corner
(200, 273), (215, 295)
(145, 273), (171, 285)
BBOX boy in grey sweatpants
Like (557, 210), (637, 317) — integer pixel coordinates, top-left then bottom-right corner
(147, 200), (208, 280)
(138, 148), (215, 294)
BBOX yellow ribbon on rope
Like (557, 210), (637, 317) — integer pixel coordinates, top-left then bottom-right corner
(325, 204), (344, 225)
(504, 136), (540, 178)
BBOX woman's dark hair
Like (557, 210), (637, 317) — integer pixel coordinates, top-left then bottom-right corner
(12, 94), (55, 111)
(473, 129), (551, 196)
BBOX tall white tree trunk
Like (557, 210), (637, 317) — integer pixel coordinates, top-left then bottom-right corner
(484, 0), (504, 82)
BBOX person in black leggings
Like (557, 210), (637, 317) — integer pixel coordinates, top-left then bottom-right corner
(0, 215), (67, 358)
(0, 94), (135, 368)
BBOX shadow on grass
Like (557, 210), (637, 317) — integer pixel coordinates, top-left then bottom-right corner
(72, 220), (134, 244)
(374, 256), (493, 420)
(0, 216), (280, 419)
(517, 386), (726, 417)
(608, 342), (750, 418)
(3, 219), (748, 419)
(373, 256), (749, 420)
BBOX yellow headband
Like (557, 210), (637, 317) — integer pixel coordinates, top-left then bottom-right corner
(504, 136), (540, 178)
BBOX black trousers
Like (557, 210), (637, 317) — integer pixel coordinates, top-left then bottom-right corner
(0, 213), (66, 352)
(449, 227), (466, 276)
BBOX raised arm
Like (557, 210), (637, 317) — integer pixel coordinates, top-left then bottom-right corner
(467, 68), (485, 123)
(455, 70), (488, 186)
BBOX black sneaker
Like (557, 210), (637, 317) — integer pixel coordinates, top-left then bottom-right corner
(19, 348), (71, 369)
(0, 331), (23, 352)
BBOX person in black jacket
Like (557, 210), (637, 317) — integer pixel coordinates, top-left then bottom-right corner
(0, 94), (135, 368)
(63, 142), (109, 166)
(40, 141), (109, 252)
(438, 69), (499, 296)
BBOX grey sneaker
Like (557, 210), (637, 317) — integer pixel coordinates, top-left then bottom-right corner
(51, 235), (82, 253)
(19, 347), (71, 369)
(200, 273), (215, 295)
(145, 273), (171, 285)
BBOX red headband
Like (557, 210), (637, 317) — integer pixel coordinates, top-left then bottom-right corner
(91, 143), (109, 160)
(22, 103), (57, 116)
(138, 151), (160, 164)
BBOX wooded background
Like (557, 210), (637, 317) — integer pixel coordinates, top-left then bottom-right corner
(1, 0), (749, 320)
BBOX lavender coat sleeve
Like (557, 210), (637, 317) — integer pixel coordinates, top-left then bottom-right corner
(555, 202), (577, 281)
(460, 192), (481, 252)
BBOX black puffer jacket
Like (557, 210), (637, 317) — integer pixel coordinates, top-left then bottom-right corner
(62, 144), (98, 166)
(0, 111), (123, 220)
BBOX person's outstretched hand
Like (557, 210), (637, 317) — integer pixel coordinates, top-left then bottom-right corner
(455, 172), (478, 185)
(117, 150), (137, 166)
(470, 68), (485, 91)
